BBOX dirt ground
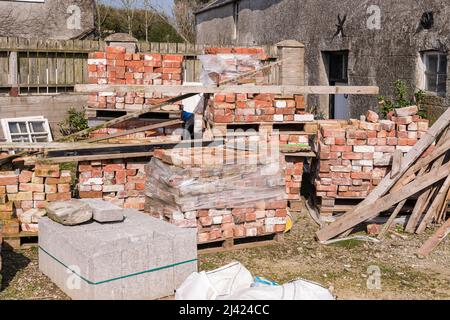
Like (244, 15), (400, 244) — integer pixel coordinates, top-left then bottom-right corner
(0, 208), (449, 300)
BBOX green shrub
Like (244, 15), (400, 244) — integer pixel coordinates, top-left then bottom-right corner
(378, 80), (427, 119)
(59, 108), (88, 136)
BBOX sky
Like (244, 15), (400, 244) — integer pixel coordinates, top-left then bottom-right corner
(106, 0), (174, 13)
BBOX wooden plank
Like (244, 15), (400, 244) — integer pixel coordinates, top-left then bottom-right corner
(392, 135), (450, 191)
(0, 51), (10, 85)
(404, 177), (433, 233)
(404, 130), (450, 232)
(74, 84), (380, 96)
(44, 152), (155, 163)
(316, 108), (450, 241)
(198, 239), (277, 255)
(85, 119), (183, 143)
(28, 52), (38, 85)
(38, 51), (47, 90)
(56, 52), (66, 86)
(390, 149), (403, 178)
(65, 53), (74, 84)
(378, 200), (407, 240)
(74, 53), (85, 84)
(417, 218), (450, 257)
(58, 93), (197, 142)
(47, 52), (57, 85)
(416, 174), (450, 234)
(354, 163), (450, 227)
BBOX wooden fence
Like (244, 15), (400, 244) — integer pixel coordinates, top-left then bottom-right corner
(0, 37), (279, 95)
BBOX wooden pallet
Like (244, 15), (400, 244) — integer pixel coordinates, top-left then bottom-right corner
(289, 200), (303, 212)
(198, 233), (284, 255)
(2, 232), (38, 251)
(86, 108), (182, 121)
(208, 121), (318, 136)
(316, 196), (419, 217)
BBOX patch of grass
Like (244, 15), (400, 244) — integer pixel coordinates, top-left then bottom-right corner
(331, 239), (364, 249)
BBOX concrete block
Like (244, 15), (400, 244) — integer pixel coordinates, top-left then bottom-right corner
(80, 199), (124, 223)
(39, 210), (197, 300)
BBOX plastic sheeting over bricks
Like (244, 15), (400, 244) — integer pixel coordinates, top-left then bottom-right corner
(144, 147), (288, 243)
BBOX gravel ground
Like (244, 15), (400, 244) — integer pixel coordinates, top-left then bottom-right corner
(0, 208), (449, 300)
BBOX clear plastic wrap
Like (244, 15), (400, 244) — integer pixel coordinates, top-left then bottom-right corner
(199, 54), (262, 85)
(145, 153), (285, 212)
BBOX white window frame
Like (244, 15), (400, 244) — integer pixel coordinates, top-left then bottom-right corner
(1, 116), (53, 143)
(422, 51), (448, 96)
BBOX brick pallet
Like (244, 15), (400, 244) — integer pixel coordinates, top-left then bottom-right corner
(205, 93), (310, 125)
(144, 147), (289, 246)
(87, 46), (184, 141)
(314, 108), (430, 217)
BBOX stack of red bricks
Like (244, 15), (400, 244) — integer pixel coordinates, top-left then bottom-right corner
(205, 93), (310, 124)
(144, 147), (288, 244)
(78, 159), (147, 211)
(87, 46), (183, 111)
(314, 107), (430, 202)
(284, 158), (304, 201)
(0, 164), (73, 235)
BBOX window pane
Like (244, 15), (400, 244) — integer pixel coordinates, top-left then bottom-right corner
(426, 74), (437, 92)
(8, 122), (28, 134)
(31, 134), (49, 143)
(437, 74), (447, 95)
(439, 54), (448, 73)
(426, 54), (438, 73)
(19, 122), (27, 133)
(8, 123), (20, 134)
(11, 135), (31, 143)
(29, 121), (46, 133)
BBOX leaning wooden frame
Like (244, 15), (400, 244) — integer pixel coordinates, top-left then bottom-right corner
(316, 107), (450, 256)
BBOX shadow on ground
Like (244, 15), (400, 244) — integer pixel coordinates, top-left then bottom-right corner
(1, 249), (31, 291)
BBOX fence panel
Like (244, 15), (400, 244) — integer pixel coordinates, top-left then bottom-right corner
(0, 52), (9, 85)
(0, 36), (279, 93)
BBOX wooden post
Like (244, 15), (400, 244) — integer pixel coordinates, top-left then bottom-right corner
(276, 40), (305, 86)
(8, 51), (18, 97)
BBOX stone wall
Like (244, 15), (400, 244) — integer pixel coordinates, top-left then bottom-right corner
(0, 0), (95, 40)
(0, 94), (88, 140)
(196, 0), (450, 118)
